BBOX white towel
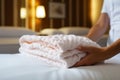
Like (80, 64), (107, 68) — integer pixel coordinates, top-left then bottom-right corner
(19, 35), (100, 68)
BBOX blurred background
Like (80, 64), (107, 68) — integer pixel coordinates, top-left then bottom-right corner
(0, 0), (103, 32)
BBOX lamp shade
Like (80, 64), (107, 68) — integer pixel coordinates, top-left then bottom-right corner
(36, 6), (46, 18)
(20, 8), (26, 19)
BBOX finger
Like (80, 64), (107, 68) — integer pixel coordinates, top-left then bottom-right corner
(76, 58), (88, 66)
(77, 57), (98, 66)
(79, 46), (96, 53)
(74, 55), (90, 67)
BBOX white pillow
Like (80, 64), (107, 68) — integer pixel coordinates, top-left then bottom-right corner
(40, 28), (63, 35)
(59, 27), (89, 35)
(0, 27), (36, 38)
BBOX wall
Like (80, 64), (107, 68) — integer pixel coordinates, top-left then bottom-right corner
(0, 0), (24, 27)
(0, 0), (14, 26)
(24, 0), (91, 31)
(0, 0), (103, 32)
(0, 0), (1, 25)
(41, 0), (91, 29)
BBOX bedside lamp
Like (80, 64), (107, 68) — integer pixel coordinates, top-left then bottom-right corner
(36, 6), (46, 18)
(35, 5), (46, 32)
(20, 7), (26, 19)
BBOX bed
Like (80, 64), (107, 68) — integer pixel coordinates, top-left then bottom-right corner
(0, 53), (120, 80)
(0, 26), (36, 53)
(0, 27), (119, 80)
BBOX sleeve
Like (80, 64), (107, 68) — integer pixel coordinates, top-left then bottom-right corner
(101, 0), (109, 13)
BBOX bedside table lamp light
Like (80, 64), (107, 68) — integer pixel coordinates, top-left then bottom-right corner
(20, 7), (26, 19)
(36, 6), (46, 18)
(35, 5), (46, 32)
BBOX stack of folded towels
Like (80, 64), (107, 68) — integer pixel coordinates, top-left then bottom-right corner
(19, 35), (100, 68)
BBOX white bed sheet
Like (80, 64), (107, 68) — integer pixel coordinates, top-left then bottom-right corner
(0, 53), (120, 80)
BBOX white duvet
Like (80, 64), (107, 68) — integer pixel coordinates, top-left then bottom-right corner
(0, 54), (120, 80)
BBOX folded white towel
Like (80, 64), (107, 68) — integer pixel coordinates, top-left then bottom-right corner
(19, 35), (100, 68)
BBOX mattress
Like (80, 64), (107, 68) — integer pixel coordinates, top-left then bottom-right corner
(0, 53), (120, 80)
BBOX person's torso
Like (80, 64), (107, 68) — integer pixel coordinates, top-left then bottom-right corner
(106, 0), (120, 45)
(107, 0), (120, 27)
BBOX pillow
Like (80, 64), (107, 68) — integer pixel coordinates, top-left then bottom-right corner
(0, 27), (36, 38)
(59, 27), (89, 35)
(40, 28), (63, 35)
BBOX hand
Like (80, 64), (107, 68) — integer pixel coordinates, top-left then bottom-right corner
(74, 46), (111, 67)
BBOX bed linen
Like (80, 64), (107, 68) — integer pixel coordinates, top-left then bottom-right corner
(0, 53), (120, 80)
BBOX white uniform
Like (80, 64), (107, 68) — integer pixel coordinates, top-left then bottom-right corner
(102, 0), (120, 45)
